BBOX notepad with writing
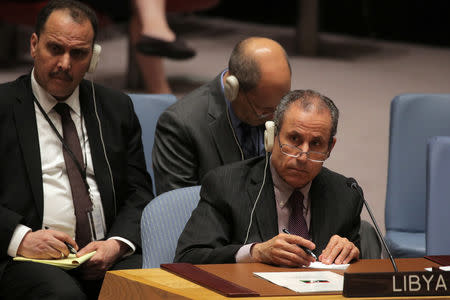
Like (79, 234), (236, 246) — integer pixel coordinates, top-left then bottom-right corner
(13, 251), (96, 270)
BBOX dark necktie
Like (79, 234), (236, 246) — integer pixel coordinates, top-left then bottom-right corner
(288, 190), (311, 240)
(239, 122), (263, 159)
(54, 103), (92, 248)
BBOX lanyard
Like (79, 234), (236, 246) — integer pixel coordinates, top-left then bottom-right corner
(33, 96), (89, 189)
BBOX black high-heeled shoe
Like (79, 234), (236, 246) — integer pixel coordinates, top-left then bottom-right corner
(136, 35), (196, 60)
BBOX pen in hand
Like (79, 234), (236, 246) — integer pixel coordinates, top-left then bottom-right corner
(64, 242), (77, 255)
(44, 226), (77, 256)
(282, 228), (317, 260)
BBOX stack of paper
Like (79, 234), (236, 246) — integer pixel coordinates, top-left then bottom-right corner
(254, 271), (343, 293)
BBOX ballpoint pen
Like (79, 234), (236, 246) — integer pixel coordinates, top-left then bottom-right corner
(282, 228), (317, 260)
(44, 226), (77, 255)
(64, 242), (77, 255)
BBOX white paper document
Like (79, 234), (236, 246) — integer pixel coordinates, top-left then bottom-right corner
(306, 261), (349, 270)
(254, 271), (343, 293)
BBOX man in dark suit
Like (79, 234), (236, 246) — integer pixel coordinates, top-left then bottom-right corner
(175, 90), (363, 266)
(152, 37), (292, 195)
(0, 1), (153, 299)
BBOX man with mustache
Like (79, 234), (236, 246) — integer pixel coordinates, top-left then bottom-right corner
(152, 37), (292, 195)
(175, 90), (363, 266)
(0, 0), (153, 299)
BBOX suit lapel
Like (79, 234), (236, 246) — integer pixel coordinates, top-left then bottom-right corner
(79, 82), (114, 226)
(247, 159), (278, 242)
(208, 75), (243, 164)
(309, 169), (329, 249)
(13, 76), (44, 219)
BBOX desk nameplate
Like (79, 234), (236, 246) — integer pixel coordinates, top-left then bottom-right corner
(344, 270), (450, 297)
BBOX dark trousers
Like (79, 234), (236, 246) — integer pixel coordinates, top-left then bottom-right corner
(0, 254), (142, 300)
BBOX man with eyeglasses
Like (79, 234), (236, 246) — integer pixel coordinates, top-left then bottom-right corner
(152, 37), (291, 195)
(175, 90), (363, 266)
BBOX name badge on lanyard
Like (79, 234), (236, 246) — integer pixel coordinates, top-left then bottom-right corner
(87, 194), (106, 241)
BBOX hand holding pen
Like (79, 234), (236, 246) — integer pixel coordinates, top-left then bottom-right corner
(16, 228), (78, 259)
(282, 228), (317, 260)
(250, 230), (316, 267)
(44, 226), (78, 257)
(64, 242), (78, 255)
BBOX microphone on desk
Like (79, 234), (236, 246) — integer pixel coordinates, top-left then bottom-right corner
(346, 177), (398, 272)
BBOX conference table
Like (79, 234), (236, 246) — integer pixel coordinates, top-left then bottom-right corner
(99, 258), (449, 300)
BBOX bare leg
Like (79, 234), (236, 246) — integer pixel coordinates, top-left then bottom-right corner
(131, 0), (196, 60)
(134, 0), (175, 42)
(129, 12), (171, 93)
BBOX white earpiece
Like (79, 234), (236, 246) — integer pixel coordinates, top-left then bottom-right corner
(224, 75), (239, 101)
(264, 121), (275, 152)
(87, 44), (102, 73)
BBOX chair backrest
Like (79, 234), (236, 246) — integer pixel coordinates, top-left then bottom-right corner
(360, 220), (382, 259)
(128, 93), (177, 191)
(141, 185), (201, 268)
(426, 136), (450, 255)
(385, 94), (450, 233)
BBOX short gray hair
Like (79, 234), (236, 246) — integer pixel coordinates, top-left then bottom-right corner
(273, 89), (339, 147)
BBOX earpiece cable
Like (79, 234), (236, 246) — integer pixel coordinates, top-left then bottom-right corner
(90, 79), (117, 216)
(243, 151), (269, 244)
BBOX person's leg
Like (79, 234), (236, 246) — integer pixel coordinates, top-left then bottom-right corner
(110, 253), (142, 270)
(68, 255), (142, 300)
(131, 0), (196, 60)
(68, 256), (142, 300)
(79, 254), (142, 299)
(136, 55), (172, 93)
(133, 0), (175, 42)
(129, 12), (172, 93)
(74, 277), (102, 300)
(0, 261), (86, 300)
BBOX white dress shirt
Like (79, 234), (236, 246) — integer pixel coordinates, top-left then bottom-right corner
(7, 70), (134, 257)
(235, 156), (311, 262)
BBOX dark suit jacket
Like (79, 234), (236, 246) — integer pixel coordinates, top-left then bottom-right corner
(0, 74), (153, 276)
(175, 157), (363, 264)
(152, 74), (244, 195)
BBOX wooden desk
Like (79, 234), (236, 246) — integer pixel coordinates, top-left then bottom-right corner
(99, 258), (448, 300)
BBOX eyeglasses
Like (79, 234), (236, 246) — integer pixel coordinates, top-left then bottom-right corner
(244, 93), (274, 120)
(278, 136), (329, 163)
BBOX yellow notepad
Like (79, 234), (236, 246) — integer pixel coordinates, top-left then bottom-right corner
(13, 251), (96, 270)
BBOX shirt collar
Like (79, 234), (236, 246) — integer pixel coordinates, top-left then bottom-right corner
(270, 155), (312, 208)
(31, 68), (81, 116)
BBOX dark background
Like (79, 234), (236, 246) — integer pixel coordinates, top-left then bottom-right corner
(199, 0), (450, 47)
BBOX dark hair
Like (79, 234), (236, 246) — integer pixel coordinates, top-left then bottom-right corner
(228, 37), (292, 93)
(273, 89), (339, 147)
(35, 0), (98, 44)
